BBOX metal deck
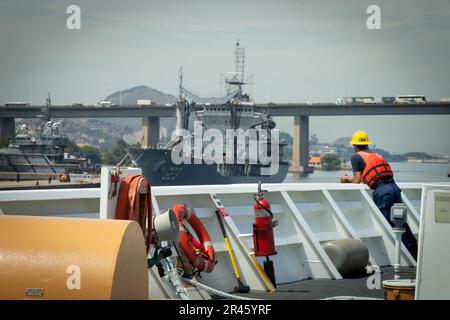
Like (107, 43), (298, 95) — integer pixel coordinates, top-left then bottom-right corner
(229, 267), (412, 300)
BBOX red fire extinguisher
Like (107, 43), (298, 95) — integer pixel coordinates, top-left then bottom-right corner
(253, 181), (278, 286)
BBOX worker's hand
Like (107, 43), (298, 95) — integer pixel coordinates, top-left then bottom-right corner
(340, 175), (350, 183)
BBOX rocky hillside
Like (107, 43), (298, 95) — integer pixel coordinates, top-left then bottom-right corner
(102, 86), (177, 144)
(105, 85), (177, 105)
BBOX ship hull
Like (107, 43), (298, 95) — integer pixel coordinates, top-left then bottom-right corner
(129, 148), (288, 186)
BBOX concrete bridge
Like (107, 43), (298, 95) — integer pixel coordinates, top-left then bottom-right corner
(2, 102), (449, 172)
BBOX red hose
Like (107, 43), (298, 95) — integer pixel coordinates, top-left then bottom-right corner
(115, 175), (152, 252)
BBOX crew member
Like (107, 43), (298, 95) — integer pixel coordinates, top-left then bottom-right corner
(341, 130), (417, 259)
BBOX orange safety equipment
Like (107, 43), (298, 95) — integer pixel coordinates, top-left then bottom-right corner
(115, 175), (152, 252)
(172, 204), (215, 273)
(253, 195), (277, 257)
(357, 151), (394, 189)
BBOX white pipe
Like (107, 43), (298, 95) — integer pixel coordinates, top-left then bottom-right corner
(322, 296), (383, 300)
(181, 278), (259, 301)
(175, 104), (183, 137)
(393, 228), (404, 280)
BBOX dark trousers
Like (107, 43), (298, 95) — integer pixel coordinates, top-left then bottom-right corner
(372, 182), (418, 260)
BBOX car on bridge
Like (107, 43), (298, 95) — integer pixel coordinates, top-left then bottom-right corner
(96, 101), (112, 107)
(382, 96), (396, 103)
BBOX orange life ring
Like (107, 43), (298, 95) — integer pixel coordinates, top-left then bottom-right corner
(172, 204), (215, 273)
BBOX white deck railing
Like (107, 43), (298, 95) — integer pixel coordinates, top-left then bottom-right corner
(1, 177), (448, 294)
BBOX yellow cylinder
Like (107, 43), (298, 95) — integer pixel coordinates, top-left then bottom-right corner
(0, 215), (148, 300)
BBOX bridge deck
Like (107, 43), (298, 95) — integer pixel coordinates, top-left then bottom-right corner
(1, 102), (450, 118)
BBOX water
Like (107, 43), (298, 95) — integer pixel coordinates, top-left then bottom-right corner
(284, 162), (450, 183)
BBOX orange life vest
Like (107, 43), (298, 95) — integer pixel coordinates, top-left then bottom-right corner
(357, 151), (394, 189)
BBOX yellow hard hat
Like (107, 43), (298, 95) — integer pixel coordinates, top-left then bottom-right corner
(350, 130), (372, 145)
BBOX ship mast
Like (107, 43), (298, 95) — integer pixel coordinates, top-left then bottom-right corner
(234, 40), (245, 94)
(226, 40), (246, 96)
(178, 66), (183, 101)
(175, 67), (184, 136)
(226, 41), (247, 131)
(175, 66), (191, 133)
(43, 92), (51, 122)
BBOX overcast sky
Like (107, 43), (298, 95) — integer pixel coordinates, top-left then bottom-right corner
(0, 0), (449, 155)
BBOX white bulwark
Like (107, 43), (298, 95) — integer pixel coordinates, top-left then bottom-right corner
(415, 184), (450, 300)
(1, 167), (449, 298)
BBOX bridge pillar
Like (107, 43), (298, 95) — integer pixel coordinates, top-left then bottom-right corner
(142, 117), (160, 148)
(291, 115), (313, 173)
(0, 118), (15, 142)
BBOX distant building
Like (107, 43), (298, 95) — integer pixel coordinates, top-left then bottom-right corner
(322, 146), (337, 155)
(309, 156), (322, 168)
(407, 157), (423, 163)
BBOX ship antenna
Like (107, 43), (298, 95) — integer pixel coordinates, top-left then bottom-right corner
(235, 40), (239, 79)
(234, 40), (245, 94)
(43, 91), (51, 122)
(175, 66), (186, 136)
(178, 66), (183, 101)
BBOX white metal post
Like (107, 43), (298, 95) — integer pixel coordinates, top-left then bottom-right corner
(393, 228), (404, 280)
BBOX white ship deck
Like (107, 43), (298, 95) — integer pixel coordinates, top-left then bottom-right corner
(1, 178), (442, 299)
(146, 182), (421, 291)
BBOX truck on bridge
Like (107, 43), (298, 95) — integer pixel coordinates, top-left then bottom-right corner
(395, 95), (427, 103)
(335, 97), (375, 105)
(137, 99), (156, 107)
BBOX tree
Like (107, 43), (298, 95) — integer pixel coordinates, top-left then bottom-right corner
(321, 153), (341, 171)
(333, 137), (351, 146)
(0, 135), (14, 148)
(280, 131), (293, 145)
(79, 145), (102, 164)
(65, 139), (80, 155)
(102, 139), (131, 165)
(280, 131), (293, 160)
(310, 134), (319, 152)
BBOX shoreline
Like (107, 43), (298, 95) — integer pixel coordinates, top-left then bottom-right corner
(315, 161), (449, 172)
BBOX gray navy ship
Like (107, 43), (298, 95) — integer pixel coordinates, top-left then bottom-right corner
(0, 95), (93, 174)
(129, 42), (289, 186)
